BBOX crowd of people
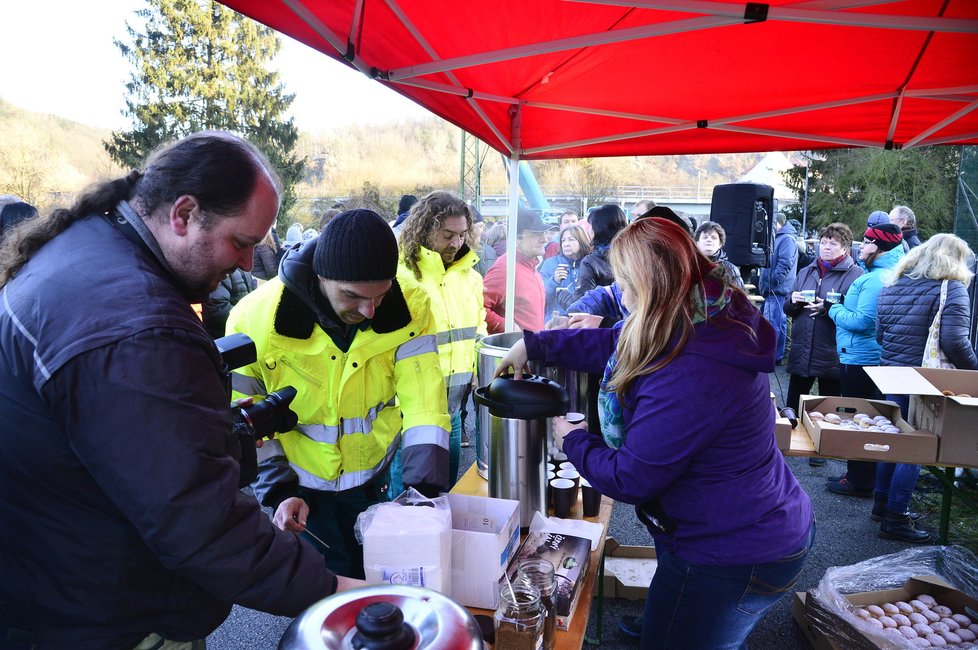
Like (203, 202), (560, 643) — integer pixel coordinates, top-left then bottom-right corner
(0, 130), (975, 650)
(776, 207), (978, 544)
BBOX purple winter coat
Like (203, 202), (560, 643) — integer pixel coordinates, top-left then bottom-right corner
(525, 290), (813, 565)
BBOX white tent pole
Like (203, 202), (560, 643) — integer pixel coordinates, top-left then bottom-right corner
(573, 0), (978, 33)
(384, 0), (512, 152)
(503, 107), (523, 333)
(905, 99), (978, 148)
(504, 156), (520, 333)
(915, 130), (978, 147)
(282, 0), (373, 76)
(386, 15), (736, 81)
(714, 124), (880, 148)
(523, 92), (900, 155)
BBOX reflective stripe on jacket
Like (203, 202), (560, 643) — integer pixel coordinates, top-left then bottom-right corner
(226, 277), (450, 498)
(398, 245), (487, 414)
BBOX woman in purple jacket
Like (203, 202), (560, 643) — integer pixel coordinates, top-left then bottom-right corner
(497, 218), (814, 649)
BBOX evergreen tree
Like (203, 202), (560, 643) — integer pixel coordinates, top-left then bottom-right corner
(106, 0), (304, 223)
(783, 147), (959, 239)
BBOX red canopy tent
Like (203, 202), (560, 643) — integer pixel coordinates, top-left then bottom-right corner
(219, 0), (978, 158)
(218, 0), (978, 331)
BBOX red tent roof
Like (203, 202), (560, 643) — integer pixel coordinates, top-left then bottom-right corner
(220, 0), (978, 158)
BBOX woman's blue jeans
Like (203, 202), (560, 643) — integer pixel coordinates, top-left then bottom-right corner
(873, 394), (921, 514)
(640, 520), (815, 649)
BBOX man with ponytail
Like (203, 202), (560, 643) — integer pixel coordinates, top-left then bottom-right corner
(0, 132), (361, 650)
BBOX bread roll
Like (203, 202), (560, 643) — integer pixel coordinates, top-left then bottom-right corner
(923, 609), (942, 623)
(916, 594), (937, 607)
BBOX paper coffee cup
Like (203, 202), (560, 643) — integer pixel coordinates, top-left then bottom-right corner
(801, 289), (816, 302)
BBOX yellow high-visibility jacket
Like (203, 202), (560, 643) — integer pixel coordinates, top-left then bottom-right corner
(226, 274), (450, 506)
(397, 245), (487, 414)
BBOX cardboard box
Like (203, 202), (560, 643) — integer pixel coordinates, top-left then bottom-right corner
(800, 395), (938, 464)
(506, 531), (591, 631)
(793, 592), (842, 650)
(804, 576), (978, 650)
(601, 537), (657, 600)
(776, 417), (793, 452)
(447, 493), (521, 609)
(864, 366), (978, 467)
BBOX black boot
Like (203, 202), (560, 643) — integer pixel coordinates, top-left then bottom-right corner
(871, 494), (887, 521)
(871, 494), (922, 522)
(879, 512), (930, 543)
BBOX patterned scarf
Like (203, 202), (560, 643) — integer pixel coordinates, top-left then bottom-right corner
(597, 267), (733, 448)
(816, 253), (848, 278)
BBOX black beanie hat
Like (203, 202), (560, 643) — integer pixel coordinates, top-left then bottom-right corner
(313, 209), (398, 281)
(863, 223), (903, 252)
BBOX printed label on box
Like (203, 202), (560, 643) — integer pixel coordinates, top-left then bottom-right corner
(380, 566), (426, 587)
(459, 513), (497, 532)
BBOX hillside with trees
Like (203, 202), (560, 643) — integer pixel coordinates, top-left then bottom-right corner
(1, 97), (765, 230)
(0, 99), (124, 214)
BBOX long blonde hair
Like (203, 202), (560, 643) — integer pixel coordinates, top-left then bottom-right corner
(888, 233), (975, 285)
(608, 218), (742, 399)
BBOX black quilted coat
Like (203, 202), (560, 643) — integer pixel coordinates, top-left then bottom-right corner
(876, 277), (978, 369)
(784, 256), (864, 378)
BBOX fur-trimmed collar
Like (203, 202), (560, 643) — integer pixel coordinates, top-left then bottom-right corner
(273, 279), (412, 340)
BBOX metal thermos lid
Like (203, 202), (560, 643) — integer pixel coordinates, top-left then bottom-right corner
(473, 374), (569, 419)
(278, 585), (483, 650)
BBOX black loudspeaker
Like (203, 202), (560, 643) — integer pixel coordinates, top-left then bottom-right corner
(709, 183), (775, 268)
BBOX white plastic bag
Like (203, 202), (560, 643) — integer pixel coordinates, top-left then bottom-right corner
(355, 488), (453, 592)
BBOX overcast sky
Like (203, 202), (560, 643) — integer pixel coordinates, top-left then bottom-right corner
(0, 0), (433, 132)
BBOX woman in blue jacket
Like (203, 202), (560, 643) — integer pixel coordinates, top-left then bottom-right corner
(538, 224), (591, 323)
(874, 234), (977, 542)
(826, 222), (905, 496)
(496, 218), (813, 649)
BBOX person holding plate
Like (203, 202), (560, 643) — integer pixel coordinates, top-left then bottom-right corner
(783, 222), (864, 457)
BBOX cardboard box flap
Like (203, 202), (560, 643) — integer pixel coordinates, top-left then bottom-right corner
(950, 395), (978, 406)
(864, 366), (944, 397)
(916, 367), (978, 395)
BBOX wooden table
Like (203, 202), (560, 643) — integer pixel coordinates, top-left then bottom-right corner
(451, 463), (614, 650)
(781, 422), (977, 544)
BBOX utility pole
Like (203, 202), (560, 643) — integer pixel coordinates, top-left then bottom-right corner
(459, 131), (483, 210)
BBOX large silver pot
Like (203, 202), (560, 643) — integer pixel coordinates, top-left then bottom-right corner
(475, 332), (541, 479)
(279, 585), (483, 650)
(474, 374), (569, 528)
(475, 334), (593, 481)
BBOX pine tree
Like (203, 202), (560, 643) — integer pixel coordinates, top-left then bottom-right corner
(782, 147), (959, 238)
(106, 0), (304, 222)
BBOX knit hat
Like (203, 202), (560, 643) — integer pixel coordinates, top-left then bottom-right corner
(863, 223), (903, 252)
(313, 209), (398, 281)
(866, 210), (890, 227)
